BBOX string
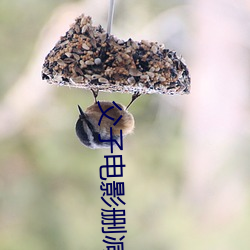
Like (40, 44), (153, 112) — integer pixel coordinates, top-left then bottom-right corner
(107, 0), (115, 34)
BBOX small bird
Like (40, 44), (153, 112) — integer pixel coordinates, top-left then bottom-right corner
(75, 90), (136, 149)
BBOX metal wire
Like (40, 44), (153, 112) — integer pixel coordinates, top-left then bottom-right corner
(107, 0), (115, 34)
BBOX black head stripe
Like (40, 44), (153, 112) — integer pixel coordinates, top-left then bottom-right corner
(84, 116), (96, 133)
(75, 118), (91, 147)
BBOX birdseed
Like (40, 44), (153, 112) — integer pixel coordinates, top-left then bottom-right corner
(42, 14), (190, 95)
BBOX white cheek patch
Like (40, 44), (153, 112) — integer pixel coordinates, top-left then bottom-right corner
(83, 122), (95, 147)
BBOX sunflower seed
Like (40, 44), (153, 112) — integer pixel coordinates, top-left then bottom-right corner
(141, 40), (150, 47)
(151, 45), (158, 54)
(65, 52), (72, 58)
(72, 76), (84, 83)
(63, 58), (75, 64)
(57, 59), (67, 66)
(82, 43), (90, 50)
(147, 72), (154, 78)
(72, 53), (80, 60)
(140, 75), (149, 82)
(75, 24), (80, 34)
(74, 66), (83, 75)
(85, 60), (94, 65)
(92, 74), (101, 79)
(128, 77), (135, 84)
(129, 68), (142, 77)
(98, 77), (109, 84)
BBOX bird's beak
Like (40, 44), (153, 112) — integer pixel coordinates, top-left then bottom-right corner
(77, 105), (86, 119)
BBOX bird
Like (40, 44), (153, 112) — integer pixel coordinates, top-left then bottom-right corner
(75, 89), (136, 149)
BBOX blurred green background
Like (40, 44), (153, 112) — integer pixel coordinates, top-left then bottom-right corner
(1, 0), (250, 249)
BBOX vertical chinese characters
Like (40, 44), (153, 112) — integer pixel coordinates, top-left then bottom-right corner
(98, 101), (127, 249)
